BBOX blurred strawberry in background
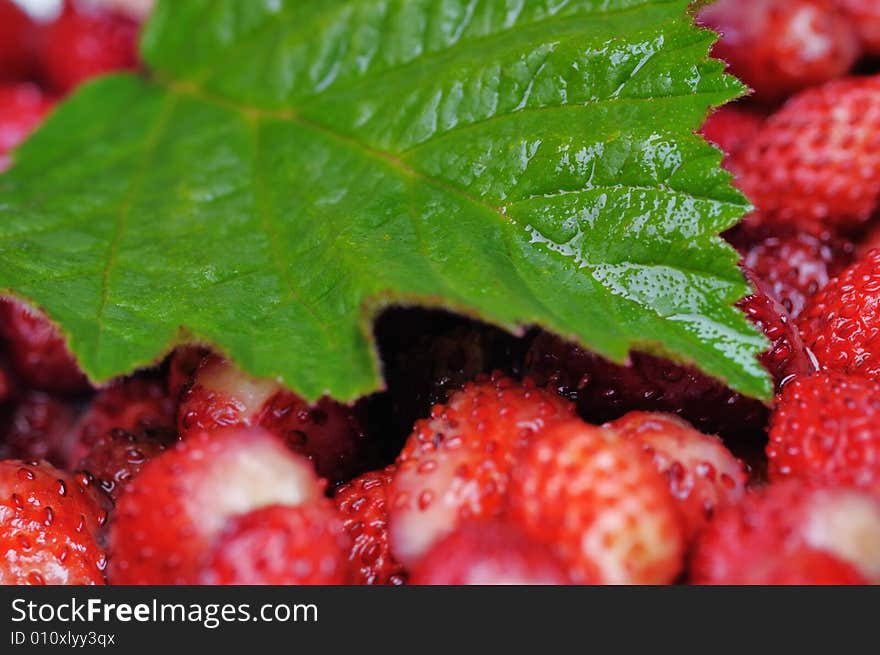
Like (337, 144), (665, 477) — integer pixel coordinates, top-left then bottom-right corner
(697, 0), (861, 105)
(0, 0), (38, 81)
(0, 0), (147, 171)
(40, 0), (140, 93)
(0, 82), (52, 172)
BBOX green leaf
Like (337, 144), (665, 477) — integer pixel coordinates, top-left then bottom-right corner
(0, 0), (771, 402)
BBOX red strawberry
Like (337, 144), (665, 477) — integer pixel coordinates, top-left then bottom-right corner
(0, 459), (107, 584)
(78, 427), (174, 501)
(257, 391), (364, 485)
(178, 355), (364, 483)
(736, 76), (880, 230)
(333, 465), (406, 585)
(700, 105), (763, 166)
(690, 482), (880, 584)
(0, 0), (36, 81)
(605, 412), (747, 540)
(835, 0), (880, 54)
(409, 521), (571, 585)
(177, 354), (277, 434)
(0, 83), (53, 172)
(0, 297), (89, 394)
(738, 271), (814, 385)
(757, 549), (866, 585)
(67, 374), (175, 469)
(108, 427), (323, 584)
(197, 501), (350, 585)
(798, 249), (880, 379)
(0, 391), (79, 466)
(522, 332), (768, 439)
(729, 225), (854, 318)
(40, 0), (140, 94)
(508, 420), (685, 584)
(767, 372), (880, 493)
(698, 0), (860, 104)
(98, 0), (154, 21)
(389, 374), (574, 568)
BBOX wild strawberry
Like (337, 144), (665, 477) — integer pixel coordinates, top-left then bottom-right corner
(835, 0), (880, 54)
(409, 521), (571, 585)
(700, 105), (763, 166)
(522, 332), (768, 439)
(178, 355), (364, 483)
(197, 501), (350, 585)
(389, 374), (574, 568)
(756, 549), (866, 585)
(0, 297), (89, 394)
(800, 485), (880, 582)
(257, 391), (364, 485)
(767, 372), (880, 493)
(1, 83), (53, 173)
(0, 391), (78, 466)
(509, 420), (685, 584)
(736, 76), (880, 230)
(737, 272), (814, 384)
(108, 427), (323, 584)
(605, 412), (747, 540)
(698, 0), (860, 104)
(177, 354), (277, 434)
(0, 0), (36, 81)
(67, 374), (175, 469)
(729, 225), (854, 318)
(40, 0), (140, 94)
(798, 249), (880, 379)
(78, 428), (174, 501)
(0, 459), (107, 584)
(99, 0), (154, 21)
(333, 466), (406, 585)
(690, 482), (880, 584)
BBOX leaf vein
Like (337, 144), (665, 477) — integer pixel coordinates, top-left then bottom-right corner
(248, 116), (345, 357)
(94, 93), (179, 357)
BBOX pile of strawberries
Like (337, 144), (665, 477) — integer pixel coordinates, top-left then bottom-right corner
(0, 0), (139, 172)
(1, 0), (880, 585)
